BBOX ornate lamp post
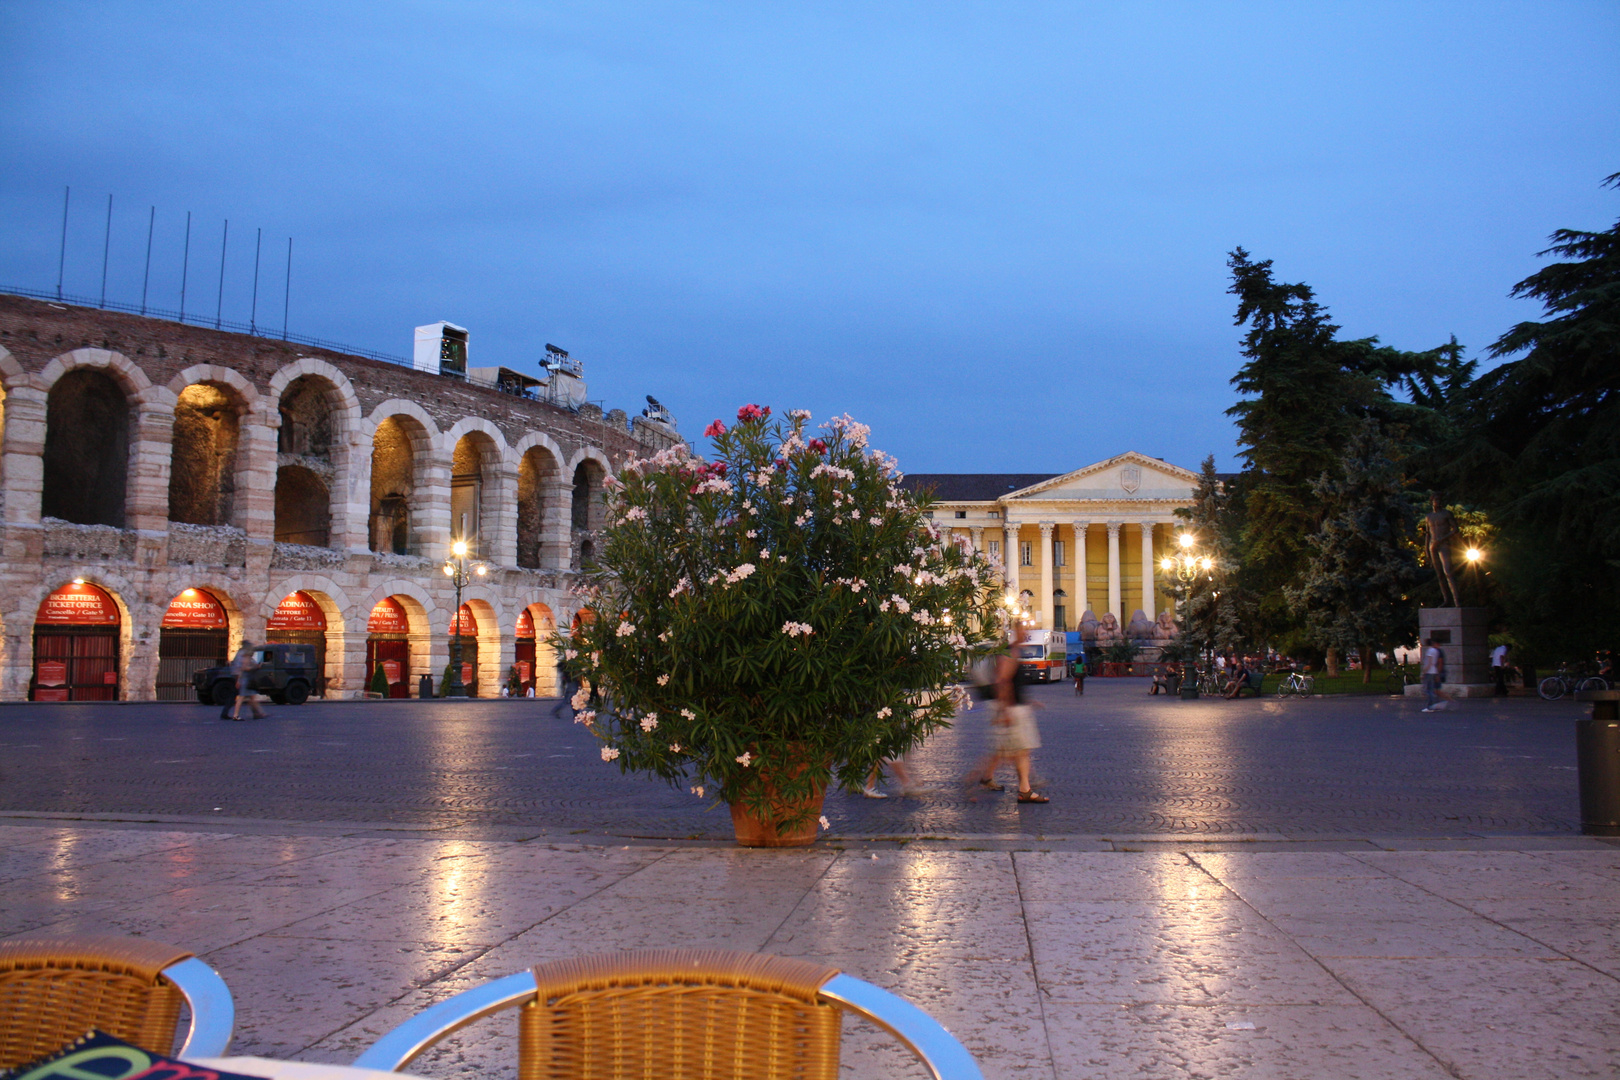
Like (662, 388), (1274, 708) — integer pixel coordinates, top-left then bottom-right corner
(1160, 531), (1214, 699)
(442, 539), (487, 698)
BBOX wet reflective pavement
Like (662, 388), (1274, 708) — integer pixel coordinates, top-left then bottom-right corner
(0, 680), (1587, 840)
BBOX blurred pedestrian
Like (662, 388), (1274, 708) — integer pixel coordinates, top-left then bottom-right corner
(1491, 642), (1510, 697)
(969, 624), (1048, 802)
(226, 642), (265, 721)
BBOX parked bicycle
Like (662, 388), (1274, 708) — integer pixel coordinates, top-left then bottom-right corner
(1538, 663), (1609, 701)
(1384, 663), (1416, 697)
(1195, 666), (1222, 696)
(1276, 671), (1315, 697)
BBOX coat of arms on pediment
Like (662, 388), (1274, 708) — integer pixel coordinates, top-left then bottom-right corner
(1119, 466), (1141, 494)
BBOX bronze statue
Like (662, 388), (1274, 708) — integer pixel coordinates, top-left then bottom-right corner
(1425, 493), (1461, 607)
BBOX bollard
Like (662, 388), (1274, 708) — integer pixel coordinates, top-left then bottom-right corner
(419, 674), (433, 700)
(1573, 691), (1620, 836)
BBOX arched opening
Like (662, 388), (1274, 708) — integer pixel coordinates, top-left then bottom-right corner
(274, 465), (331, 546)
(514, 602), (557, 697)
(266, 590), (328, 698)
(450, 433), (499, 557)
(43, 369), (129, 527)
(276, 375), (338, 548)
(365, 597), (413, 698)
(168, 383), (241, 526)
(516, 446), (560, 569)
(157, 587), (230, 701)
(370, 416), (426, 555)
(31, 582), (121, 701)
(571, 459), (605, 571)
(446, 603), (479, 696)
(1053, 588), (1069, 633)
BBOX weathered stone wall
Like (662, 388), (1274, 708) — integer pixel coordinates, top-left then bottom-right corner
(0, 293), (685, 701)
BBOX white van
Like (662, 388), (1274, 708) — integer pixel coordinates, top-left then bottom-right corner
(1016, 629), (1069, 682)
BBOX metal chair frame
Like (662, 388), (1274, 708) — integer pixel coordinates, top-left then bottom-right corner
(161, 956), (236, 1059)
(353, 967), (982, 1080)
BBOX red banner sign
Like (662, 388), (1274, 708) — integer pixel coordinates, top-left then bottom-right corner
(461, 662), (474, 686)
(367, 597), (410, 635)
(516, 609), (534, 638)
(448, 605), (477, 637)
(36, 582), (120, 626)
(161, 589), (228, 629)
(268, 591), (326, 632)
(381, 659), (402, 683)
(36, 661), (67, 686)
(515, 661), (532, 682)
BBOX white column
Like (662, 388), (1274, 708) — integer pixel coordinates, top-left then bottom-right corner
(1003, 524), (1019, 593)
(1106, 521), (1122, 624)
(1139, 521), (1156, 622)
(1072, 521), (1089, 616)
(970, 526), (983, 552)
(1038, 522), (1053, 627)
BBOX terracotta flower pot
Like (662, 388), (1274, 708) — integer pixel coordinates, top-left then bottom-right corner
(728, 757), (827, 847)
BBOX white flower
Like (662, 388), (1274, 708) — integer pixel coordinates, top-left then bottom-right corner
(695, 477), (734, 495)
(851, 509), (861, 519)
(691, 785), (705, 798)
(575, 709), (596, 726)
(889, 596), (911, 613)
(760, 549), (771, 560)
(681, 708), (696, 720)
(818, 815), (830, 830)
(736, 752), (754, 767)
(748, 504), (760, 515)
(781, 621), (814, 638)
(616, 620), (636, 637)
(746, 529), (757, 538)
(571, 683), (592, 709)
(659, 630), (670, 642)
(622, 506), (648, 522)
(789, 408), (811, 421)
(564, 648), (578, 660)
(657, 673), (670, 686)
(795, 512), (810, 526)
(600, 746), (619, 761)
(877, 707), (892, 718)
(671, 743), (683, 753)
(670, 577), (691, 598)
(640, 714), (658, 732)
(725, 563), (756, 585)
(590, 652), (601, 665)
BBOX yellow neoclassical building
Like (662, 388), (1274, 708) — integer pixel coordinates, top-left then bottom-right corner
(903, 452), (1201, 633)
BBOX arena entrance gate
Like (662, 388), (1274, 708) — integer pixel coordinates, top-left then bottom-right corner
(267, 591), (327, 698)
(448, 604), (477, 696)
(32, 582), (120, 701)
(157, 588), (229, 701)
(366, 597), (412, 698)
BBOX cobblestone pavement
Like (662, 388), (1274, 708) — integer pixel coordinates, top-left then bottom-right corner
(2, 824), (1616, 1079)
(0, 680), (1587, 841)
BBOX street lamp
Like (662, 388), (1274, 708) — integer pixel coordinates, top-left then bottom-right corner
(1160, 532), (1216, 699)
(442, 539), (487, 698)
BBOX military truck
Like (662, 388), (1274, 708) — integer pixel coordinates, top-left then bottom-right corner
(193, 644), (319, 706)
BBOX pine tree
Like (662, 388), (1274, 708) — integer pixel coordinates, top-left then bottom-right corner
(1288, 422), (1421, 681)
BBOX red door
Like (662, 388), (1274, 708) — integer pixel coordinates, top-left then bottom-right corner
(366, 637), (411, 698)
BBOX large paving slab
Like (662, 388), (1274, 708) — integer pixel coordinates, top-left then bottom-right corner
(3, 825), (1617, 1078)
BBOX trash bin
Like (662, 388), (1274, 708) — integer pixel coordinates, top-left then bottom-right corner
(1574, 690), (1620, 836)
(419, 674), (433, 700)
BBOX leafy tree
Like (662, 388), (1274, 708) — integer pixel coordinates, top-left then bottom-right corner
(1225, 248), (1445, 650)
(1441, 174), (1620, 661)
(1288, 421), (1421, 681)
(1170, 455), (1253, 659)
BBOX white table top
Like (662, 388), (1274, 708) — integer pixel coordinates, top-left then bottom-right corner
(190, 1056), (425, 1079)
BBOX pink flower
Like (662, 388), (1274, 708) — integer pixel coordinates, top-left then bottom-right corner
(806, 439), (827, 455)
(737, 404), (771, 423)
(704, 419), (727, 438)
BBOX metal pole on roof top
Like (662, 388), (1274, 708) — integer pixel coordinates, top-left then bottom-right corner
(179, 211), (191, 320)
(140, 206), (154, 315)
(99, 193), (112, 308)
(215, 218), (228, 329)
(56, 187), (69, 299)
(282, 237), (291, 339)
(250, 227), (261, 334)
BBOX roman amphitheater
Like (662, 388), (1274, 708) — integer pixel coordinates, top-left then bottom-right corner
(0, 293), (684, 702)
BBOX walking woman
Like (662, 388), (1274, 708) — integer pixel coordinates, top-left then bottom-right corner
(971, 624), (1049, 802)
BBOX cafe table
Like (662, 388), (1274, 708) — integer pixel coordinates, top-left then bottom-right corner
(190, 1056), (426, 1078)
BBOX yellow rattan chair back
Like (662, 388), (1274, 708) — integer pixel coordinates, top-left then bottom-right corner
(518, 950), (843, 1080)
(0, 935), (194, 1068)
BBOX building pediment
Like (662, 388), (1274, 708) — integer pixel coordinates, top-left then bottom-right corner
(1004, 451), (1197, 503)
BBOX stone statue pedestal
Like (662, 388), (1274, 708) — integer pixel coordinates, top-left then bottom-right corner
(1406, 606), (1495, 699)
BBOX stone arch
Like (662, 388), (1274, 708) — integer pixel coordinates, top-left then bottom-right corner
(457, 594), (504, 698)
(517, 600), (559, 696)
(516, 441), (563, 569)
(167, 376), (251, 528)
(165, 365), (260, 412)
(34, 347), (153, 401)
(268, 360), (361, 551)
(266, 359), (361, 431)
(357, 579), (437, 700)
(14, 570), (142, 701)
(445, 421), (507, 560)
(43, 366), (132, 527)
(368, 411), (435, 555)
(568, 448), (610, 570)
(263, 576), (353, 699)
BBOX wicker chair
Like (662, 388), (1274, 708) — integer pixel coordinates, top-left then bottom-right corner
(0, 935), (234, 1068)
(353, 949), (982, 1080)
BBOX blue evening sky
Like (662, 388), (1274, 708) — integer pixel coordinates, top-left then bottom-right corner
(1, 2), (1615, 473)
